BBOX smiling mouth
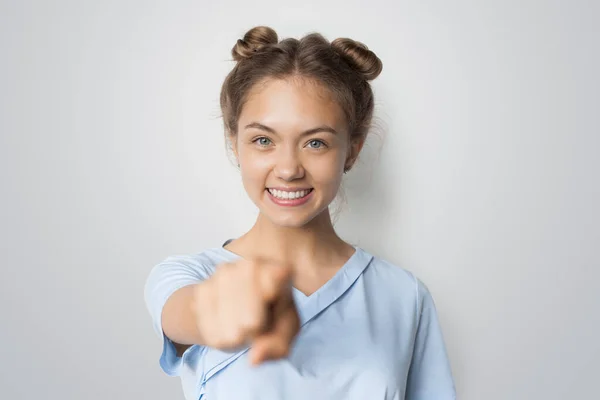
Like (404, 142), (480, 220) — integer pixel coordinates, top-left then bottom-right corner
(266, 188), (313, 200)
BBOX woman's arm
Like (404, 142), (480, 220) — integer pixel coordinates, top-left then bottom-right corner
(144, 256), (299, 375)
(144, 256), (213, 375)
(161, 282), (211, 355)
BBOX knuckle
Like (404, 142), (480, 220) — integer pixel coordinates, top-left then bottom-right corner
(240, 314), (261, 333)
(278, 344), (290, 357)
(224, 329), (244, 347)
(212, 266), (228, 282)
(248, 262), (262, 278)
(272, 342), (289, 358)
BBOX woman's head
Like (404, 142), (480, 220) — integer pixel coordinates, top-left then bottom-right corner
(220, 26), (382, 228)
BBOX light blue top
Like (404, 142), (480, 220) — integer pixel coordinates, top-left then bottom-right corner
(144, 244), (456, 400)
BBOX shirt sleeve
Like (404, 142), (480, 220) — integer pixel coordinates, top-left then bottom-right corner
(405, 279), (457, 400)
(143, 255), (213, 376)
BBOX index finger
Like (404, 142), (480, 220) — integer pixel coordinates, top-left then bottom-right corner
(255, 259), (293, 302)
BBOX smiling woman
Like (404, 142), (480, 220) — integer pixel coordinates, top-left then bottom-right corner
(234, 78), (351, 228)
(144, 26), (456, 400)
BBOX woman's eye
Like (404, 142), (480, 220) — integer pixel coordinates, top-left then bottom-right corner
(254, 137), (272, 146)
(307, 139), (326, 149)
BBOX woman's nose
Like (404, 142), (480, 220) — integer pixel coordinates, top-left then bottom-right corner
(274, 149), (305, 181)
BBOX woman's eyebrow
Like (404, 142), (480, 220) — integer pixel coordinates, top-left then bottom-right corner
(303, 126), (338, 136)
(244, 122), (277, 134)
(244, 122), (338, 136)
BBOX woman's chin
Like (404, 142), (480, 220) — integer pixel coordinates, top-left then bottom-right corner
(264, 213), (316, 229)
(259, 206), (332, 229)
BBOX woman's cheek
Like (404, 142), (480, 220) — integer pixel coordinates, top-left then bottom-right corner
(240, 154), (271, 193)
(314, 151), (345, 179)
(311, 157), (344, 197)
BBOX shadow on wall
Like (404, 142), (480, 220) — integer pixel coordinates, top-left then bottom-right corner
(334, 110), (398, 254)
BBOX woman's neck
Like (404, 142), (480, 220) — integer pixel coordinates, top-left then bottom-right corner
(225, 210), (354, 274)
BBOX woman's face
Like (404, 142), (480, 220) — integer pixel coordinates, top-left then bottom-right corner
(232, 78), (360, 228)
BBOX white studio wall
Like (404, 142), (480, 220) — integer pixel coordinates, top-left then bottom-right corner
(1, 1), (598, 399)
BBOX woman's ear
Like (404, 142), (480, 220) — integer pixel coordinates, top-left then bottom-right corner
(344, 137), (366, 172)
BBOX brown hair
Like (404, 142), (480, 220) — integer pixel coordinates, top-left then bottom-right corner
(220, 26), (383, 146)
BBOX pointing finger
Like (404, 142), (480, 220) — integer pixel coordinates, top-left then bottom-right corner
(258, 262), (293, 302)
(249, 305), (300, 365)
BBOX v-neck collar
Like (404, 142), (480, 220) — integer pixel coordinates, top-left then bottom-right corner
(197, 243), (374, 388)
(215, 243), (374, 327)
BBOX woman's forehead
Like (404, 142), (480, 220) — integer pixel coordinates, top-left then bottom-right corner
(239, 78), (347, 133)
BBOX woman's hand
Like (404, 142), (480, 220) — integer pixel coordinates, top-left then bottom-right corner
(192, 258), (300, 365)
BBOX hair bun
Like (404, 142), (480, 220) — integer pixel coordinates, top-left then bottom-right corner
(232, 26), (278, 62)
(331, 38), (383, 81)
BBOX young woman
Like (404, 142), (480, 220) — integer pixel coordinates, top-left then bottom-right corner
(144, 26), (456, 400)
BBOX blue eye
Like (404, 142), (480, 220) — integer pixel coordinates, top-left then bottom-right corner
(307, 140), (326, 149)
(254, 137), (272, 146)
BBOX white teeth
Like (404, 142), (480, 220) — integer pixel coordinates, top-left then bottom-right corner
(268, 189), (311, 200)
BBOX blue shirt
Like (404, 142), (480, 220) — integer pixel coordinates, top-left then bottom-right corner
(144, 245), (456, 400)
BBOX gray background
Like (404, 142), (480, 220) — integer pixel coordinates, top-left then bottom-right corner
(1, 0), (598, 399)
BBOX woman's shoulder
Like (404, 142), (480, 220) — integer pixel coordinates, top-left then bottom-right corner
(152, 245), (235, 276)
(162, 246), (230, 263)
(359, 247), (432, 304)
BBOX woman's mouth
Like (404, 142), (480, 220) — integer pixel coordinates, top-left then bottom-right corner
(266, 188), (314, 206)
